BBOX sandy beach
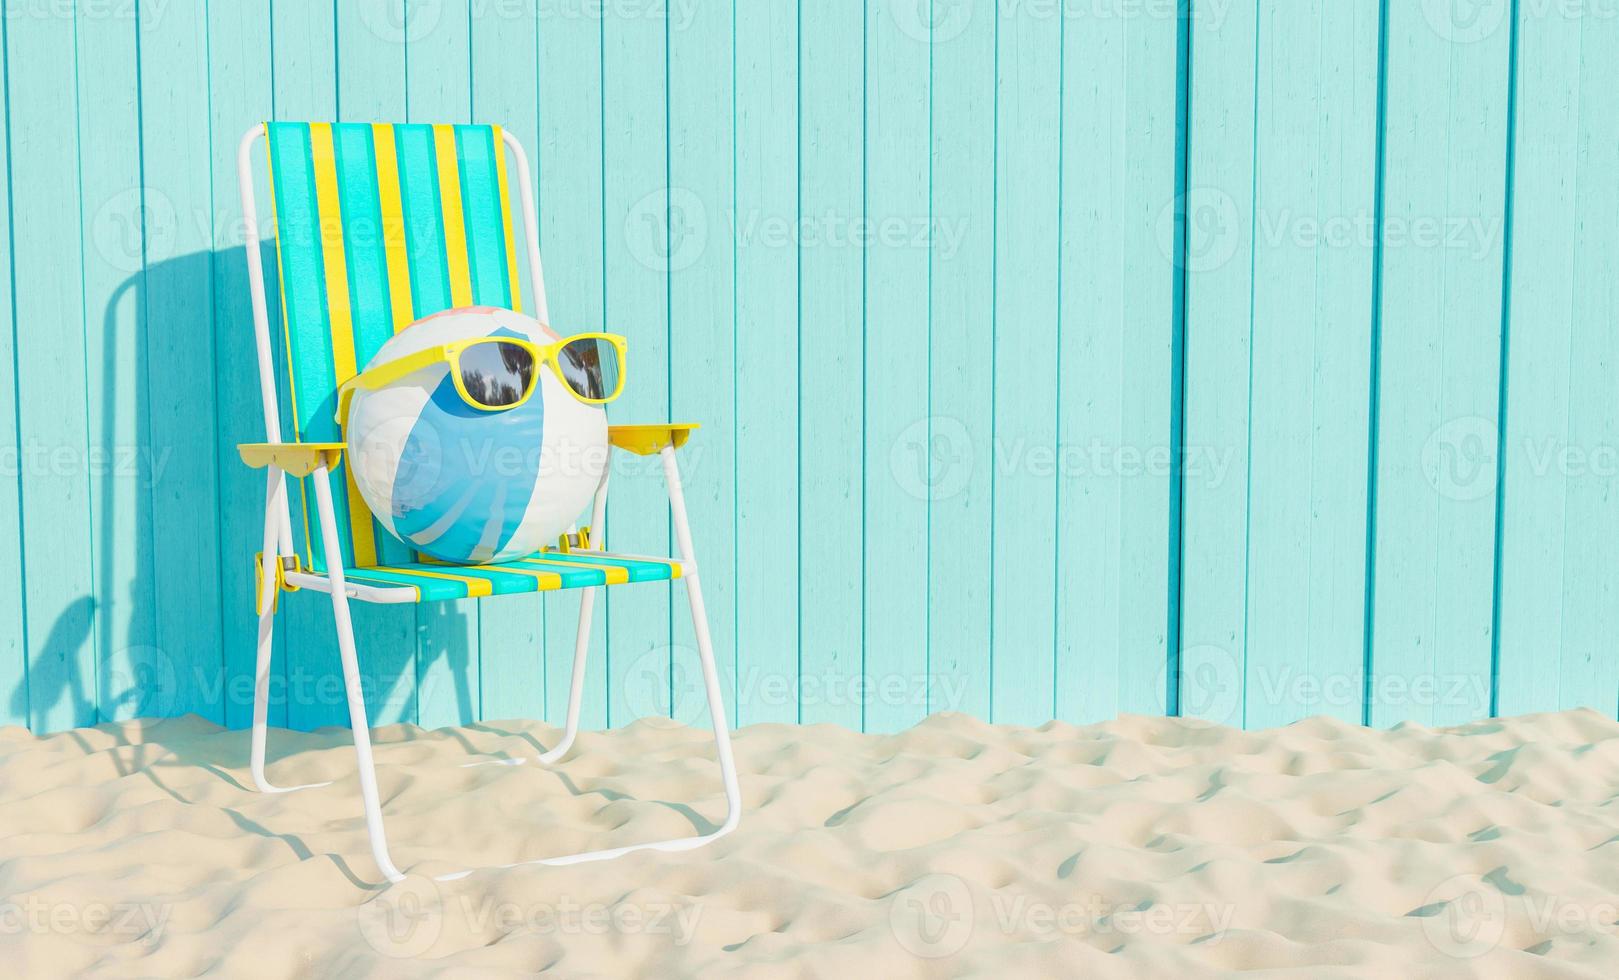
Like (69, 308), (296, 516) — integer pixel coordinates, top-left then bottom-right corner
(1, 709), (1616, 977)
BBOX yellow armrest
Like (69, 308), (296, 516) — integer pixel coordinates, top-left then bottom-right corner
(608, 423), (699, 456)
(238, 442), (345, 477)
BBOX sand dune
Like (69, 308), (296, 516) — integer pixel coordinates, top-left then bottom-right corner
(1, 709), (1616, 977)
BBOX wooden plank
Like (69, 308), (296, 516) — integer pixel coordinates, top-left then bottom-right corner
(1055, 4), (1180, 723)
(334, 1), (420, 727)
(8, 2), (97, 731)
(1177, 0), (1256, 727)
(337, 0), (407, 121)
(272, 0), (349, 730)
(74, 6), (156, 723)
(408, 0), (482, 729)
(1115, 10), (1182, 719)
(796, 0), (864, 729)
(1242, 0), (1379, 728)
(1558, 13), (1619, 715)
(925, 0), (994, 722)
(1057, 0), (1130, 726)
(670, 0), (738, 728)
(861, 0), (929, 733)
(599, 1), (671, 728)
(1370, 1), (1510, 728)
(536, 2), (607, 730)
(212, 0), (284, 730)
(989, 0), (1062, 726)
(1494, 3), (1577, 718)
(0, 11), (23, 727)
(738, 0), (799, 722)
(140, 0), (225, 723)
(470, 0), (546, 722)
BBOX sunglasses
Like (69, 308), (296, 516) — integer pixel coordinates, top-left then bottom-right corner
(336, 332), (627, 425)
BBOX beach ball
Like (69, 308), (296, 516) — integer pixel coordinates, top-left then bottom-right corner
(344, 306), (608, 564)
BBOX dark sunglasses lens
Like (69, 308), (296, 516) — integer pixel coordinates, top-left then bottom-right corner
(458, 341), (535, 409)
(556, 337), (622, 401)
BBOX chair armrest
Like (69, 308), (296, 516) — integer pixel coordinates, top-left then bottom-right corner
(238, 442), (345, 476)
(608, 423), (699, 456)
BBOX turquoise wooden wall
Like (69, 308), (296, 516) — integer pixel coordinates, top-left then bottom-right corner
(1, 0), (1615, 734)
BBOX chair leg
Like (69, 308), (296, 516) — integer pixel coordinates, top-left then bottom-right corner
(660, 445), (743, 837)
(311, 466), (406, 883)
(461, 471), (609, 771)
(430, 447), (740, 882)
(250, 466), (329, 795)
(286, 453), (739, 883)
(539, 467), (612, 764)
(434, 576), (738, 879)
(539, 584), (597, 764)
(461, 583), (597, 771)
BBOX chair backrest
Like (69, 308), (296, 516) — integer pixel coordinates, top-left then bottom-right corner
(254, 121), (541, 571)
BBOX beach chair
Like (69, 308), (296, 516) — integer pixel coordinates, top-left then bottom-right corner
(233, 122), (740, 883)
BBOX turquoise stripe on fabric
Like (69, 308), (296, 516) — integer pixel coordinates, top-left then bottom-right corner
(455, 125), (511, 308)
(266, 122), (332, 438)
(342, 558), (622, 600)
(332, 122), (412, 567)
(336, 552), (679, 604)
(393, 123), (452, 316)
(434, 562), (603, 591)
(535, 553), (680, 582)
(267, 121), (350, 571)
(333, 123), (393, 370)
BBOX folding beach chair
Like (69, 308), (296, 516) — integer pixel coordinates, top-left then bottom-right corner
(233, 122), (740, 883)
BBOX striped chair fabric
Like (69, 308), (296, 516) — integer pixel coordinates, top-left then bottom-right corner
(263, 121), (674, 601)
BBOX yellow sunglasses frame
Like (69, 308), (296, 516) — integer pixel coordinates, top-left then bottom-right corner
(335, 331), (628, 425)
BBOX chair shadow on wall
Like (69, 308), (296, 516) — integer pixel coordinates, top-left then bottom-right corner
(14, 244), (476, 741)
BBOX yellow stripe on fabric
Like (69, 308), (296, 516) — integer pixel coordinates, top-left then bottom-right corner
(418, 555), (565, 591)
(309, 123), (378, 568)
(372, 124), (415, 331)
(469, 562), (564, 590)
(492, 127), (521, 314)
(433, 124), (474, 307)
(264, 127), (318, 568)
(378, 565), (495, 598)
(518, 556), (631, 586)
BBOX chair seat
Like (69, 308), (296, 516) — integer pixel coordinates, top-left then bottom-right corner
(341, 549), (682, 602)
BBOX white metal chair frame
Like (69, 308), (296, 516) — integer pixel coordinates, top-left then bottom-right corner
(235, 123), (741, 883)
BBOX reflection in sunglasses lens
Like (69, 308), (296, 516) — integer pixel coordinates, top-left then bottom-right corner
(557, 337), (622, 401)
(459, 340), (535, 409)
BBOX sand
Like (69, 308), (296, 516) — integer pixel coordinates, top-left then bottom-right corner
(1, 709), (1616, 978)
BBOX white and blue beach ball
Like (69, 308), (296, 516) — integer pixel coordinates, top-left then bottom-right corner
(345, 306), (608, 565)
